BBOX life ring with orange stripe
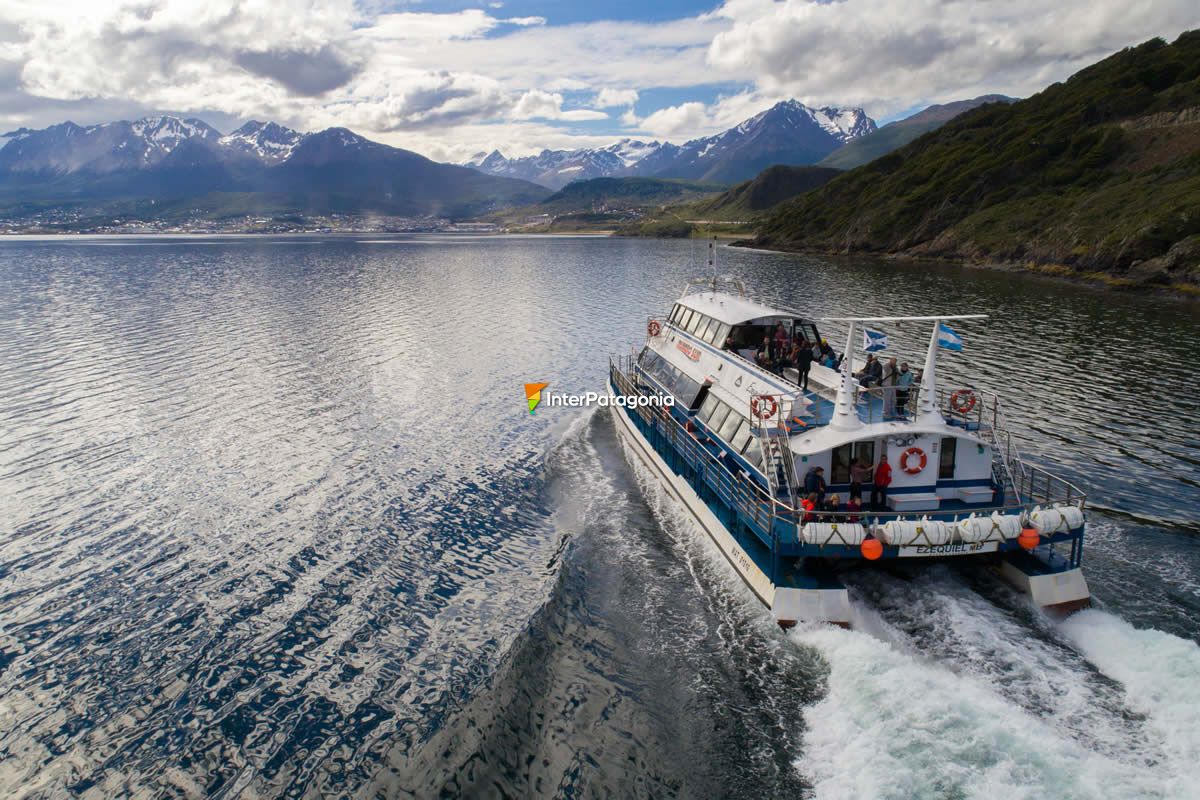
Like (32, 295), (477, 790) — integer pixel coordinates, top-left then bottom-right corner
(647, 320), (662, 337)
(949, 389), (977, 414)
(900, 447), (927, 475)
(750, 394), (778, 419)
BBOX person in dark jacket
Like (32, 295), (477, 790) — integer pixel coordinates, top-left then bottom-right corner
(794, 338), (813, 390)
(804, 466), (827, 503)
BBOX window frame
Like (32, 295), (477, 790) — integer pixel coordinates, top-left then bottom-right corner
(717, 409), (742, 442)
(939, 436), (958, 479)
(707, 402), (731, 433)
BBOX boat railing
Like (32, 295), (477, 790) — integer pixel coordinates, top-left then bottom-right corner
(610, 356), (1087, 552)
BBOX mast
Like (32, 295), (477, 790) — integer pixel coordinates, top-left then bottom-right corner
(829, 320), (863, 431)
(916, 320), (945, 424)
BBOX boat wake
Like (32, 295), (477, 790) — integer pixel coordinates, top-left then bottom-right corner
(605, 406), (1200, 799)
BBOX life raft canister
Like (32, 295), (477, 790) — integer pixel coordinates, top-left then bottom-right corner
(750, 394), (778, 419)
(949, 389), (977, 414)
(647, 319), (662, 337)
(900, 446), (927, 475)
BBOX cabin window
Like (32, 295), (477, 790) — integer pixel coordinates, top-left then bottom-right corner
(718, 410), (742, 442)
(743, 438), (762, 468)
(699, 393), (720, 422)
(710, 322), (731, 348)
(673, 373), (702, 407)
(687, 312), (706, 335)
(707, 402), (731, 433)
(939, 437), (957, 479)
(690, 383), (711, 412)
(730, 421), (752, 454)
(703, 319), (722, 345)
(639, 349), (660, 371)
(830, 444), (852, 484)
(696, 317), (715, 342)
(677, 308), (694, 331)
(852, 441), (875, 471)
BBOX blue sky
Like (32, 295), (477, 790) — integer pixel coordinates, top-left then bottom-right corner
(1, 1), (1196, 162)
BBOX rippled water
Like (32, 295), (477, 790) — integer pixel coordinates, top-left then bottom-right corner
(1, 235), (1197, 798)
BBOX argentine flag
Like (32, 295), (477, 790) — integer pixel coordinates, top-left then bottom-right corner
(863, 327), (888, 352)
(937, 323), (964, 351)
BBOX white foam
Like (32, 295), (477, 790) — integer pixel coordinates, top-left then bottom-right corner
(790, 622), (1170, 800)
(1059, 610), (1200, 798)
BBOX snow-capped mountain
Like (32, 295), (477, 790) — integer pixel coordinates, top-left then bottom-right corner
(0, 115), (304, 175)
(0, 116), (550, 220)
(465, 138), (671, 189)
(466, 100), (877, 188)
(218, 121), (305, 165)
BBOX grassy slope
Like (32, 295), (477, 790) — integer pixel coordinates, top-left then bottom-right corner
(687, 165), (841, 220)
(753, 32), (1200, 288)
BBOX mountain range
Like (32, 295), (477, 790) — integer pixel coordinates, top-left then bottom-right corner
(816, 95), (1017, 170)
(751, 31), (1200, 289)
(466, 101), (877, 189)
(0, 118), (548, 223)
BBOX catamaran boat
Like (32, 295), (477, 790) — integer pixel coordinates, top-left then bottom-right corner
(608, 277), (1090, 627)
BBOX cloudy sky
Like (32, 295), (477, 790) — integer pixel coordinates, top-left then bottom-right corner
(0, 0), (1196, 162)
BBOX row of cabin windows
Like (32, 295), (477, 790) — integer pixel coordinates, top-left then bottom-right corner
(639, 348), (702, 407)
(828, 436), (959, 484)
(668, 304), (732, 349)
(698, 392), (761, 467)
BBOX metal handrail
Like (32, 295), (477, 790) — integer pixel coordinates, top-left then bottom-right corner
(611, 356), (1086, 551)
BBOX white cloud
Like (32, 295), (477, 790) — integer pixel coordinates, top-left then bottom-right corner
(708, 0), (1200, 116)
(0, 0), (1196, 161)
(594, 88), (639, 108)
(511, 89), (607, 121)
(639, 101), (709, 138)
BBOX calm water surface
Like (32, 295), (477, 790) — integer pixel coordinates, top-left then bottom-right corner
(1, 235), (1198, 798)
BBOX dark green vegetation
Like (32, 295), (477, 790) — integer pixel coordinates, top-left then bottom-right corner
(539, 177), (721, 213)
(0, 129), (549, 225)
(817, 96), (1015, 170)
(688, 166), (841, 219)
(753, 32), (1200, 289)
(491, 177), (723, 233)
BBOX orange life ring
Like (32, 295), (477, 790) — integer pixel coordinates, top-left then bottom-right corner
(647, 319), (662, 337)
(949, 389), (977, 414)
(750, 394), (778, 419)
(900, 446), (927, 475)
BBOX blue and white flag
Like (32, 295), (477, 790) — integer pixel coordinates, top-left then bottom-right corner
(937, 322), (964, 351)
(863, 327), (888, 352)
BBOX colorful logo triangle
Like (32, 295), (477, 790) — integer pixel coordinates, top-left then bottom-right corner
(525, 382), (549, 414)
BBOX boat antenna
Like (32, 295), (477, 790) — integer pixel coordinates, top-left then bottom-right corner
(709, 238), (716, 291)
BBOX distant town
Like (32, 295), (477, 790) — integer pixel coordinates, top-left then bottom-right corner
(0, 210), (505, 235)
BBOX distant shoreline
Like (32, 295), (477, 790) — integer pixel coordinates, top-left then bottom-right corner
(731, 239), (1200, 299)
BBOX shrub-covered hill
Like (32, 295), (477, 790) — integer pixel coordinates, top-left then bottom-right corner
(752, 31), (1200, 289)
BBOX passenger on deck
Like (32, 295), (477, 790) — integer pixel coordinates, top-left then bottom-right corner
(723, 335), (736, 351)
(801, 493), (818, 524)
(896, 362), (914, 415)
(881, 357), (899, 418)
(871, 455), (892, 511)
(856, 354), (882, 387)
(824, 493), (842, 522)
(819, 339), (838, 369)
(846, 495), (862, 523)
(804, 466), (827, 502)
(756, 336), (774, 372)
(794, 338), (813, 390)
(773, 322), (789, 353)
(850, 459), (871, 498)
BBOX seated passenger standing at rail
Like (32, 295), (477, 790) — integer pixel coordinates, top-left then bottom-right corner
(846, 494), (862, 523)
(756, 336), (774, 371)
(871, 455), (892, 511)
(896, 362), (914, 415)
(856, 354), (882, 387)
(801, 493), (818, 524)
(824, 493), (842, 522)
(794, 338), (813, 390)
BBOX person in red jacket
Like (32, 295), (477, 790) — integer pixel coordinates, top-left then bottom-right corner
(871, 455), (893, 511)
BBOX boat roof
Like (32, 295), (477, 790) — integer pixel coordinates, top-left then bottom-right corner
(677, 291), (792, 326)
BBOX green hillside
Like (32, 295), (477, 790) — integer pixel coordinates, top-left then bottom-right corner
(688, 165), (841, 219)
(817, 96), (1014, 170)
(753, 32), (1200, 289)
(539, 177), (721, 213)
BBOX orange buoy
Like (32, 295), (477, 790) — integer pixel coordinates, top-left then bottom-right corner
(1018, 527), (1040, 550)
(861, 536), (883, 560)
